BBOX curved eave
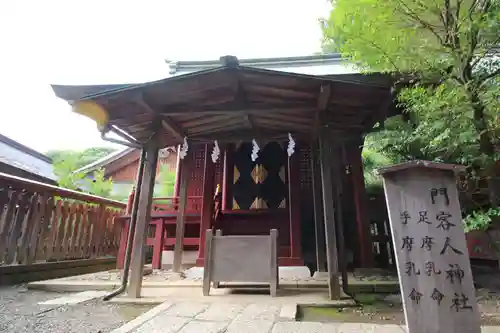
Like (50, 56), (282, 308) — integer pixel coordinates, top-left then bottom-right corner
(51, 65), (396, 148)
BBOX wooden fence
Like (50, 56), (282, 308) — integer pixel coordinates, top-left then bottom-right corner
(0, 172), (126, 266)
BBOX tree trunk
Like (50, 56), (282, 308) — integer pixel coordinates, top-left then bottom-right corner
(469, 88), (500, 207)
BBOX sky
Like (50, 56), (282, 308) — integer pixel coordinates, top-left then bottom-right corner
(0, 0), (331, 154)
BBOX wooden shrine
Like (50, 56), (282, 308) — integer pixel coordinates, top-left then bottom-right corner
(51, 55), (397, 299)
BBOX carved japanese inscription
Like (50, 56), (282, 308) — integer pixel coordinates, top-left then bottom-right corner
(381, 163), (480, 333)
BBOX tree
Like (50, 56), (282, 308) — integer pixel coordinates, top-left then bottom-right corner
(53, 157), (114, 199)
(322, 0), (499, 205)
(362, 144), (394, 193)
(46, 147), (117, 170)
(85, 168), (114, 198)
(53, 154), (86, 191)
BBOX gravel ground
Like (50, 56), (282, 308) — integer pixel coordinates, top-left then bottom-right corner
(0, 285), (153, 333)
(60, 269), (187, 282)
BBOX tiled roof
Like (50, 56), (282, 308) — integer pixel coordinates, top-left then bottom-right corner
(0, 133), (55, 181)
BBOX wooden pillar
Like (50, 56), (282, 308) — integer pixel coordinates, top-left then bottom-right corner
(311, 141), (326, 272)
(173, 149), (192, 272)
(173, 144), (182, 197)
(287, 143), (302, 261)
(222, 143), (234, 210)
(348, 138), (374, 267)
(332, 145), (348, 291)
(318, 131), (340, 300)
(127, 141), (159, 298)
(196, 145), (216, 266)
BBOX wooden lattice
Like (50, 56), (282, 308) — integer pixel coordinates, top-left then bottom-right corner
(298, 142), (313, 209)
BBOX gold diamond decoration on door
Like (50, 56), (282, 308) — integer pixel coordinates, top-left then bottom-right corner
(233, 198), (240, 209)
(279, 166), (286, 183)
(233, 166), (240, 184)
(278, 198), (287, 208)
(251, 164), (268, 184)
(250, 197), (268, 209)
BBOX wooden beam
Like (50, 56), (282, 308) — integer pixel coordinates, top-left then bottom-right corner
(173, 144), (182, 197)
(241, 81), (317, 98)
(182, 114), (243, 128)
(222, 143), (234, 211)
(158, 104), (315, 115)
(288, 143), (302, 260)
(127, 140), (159, 298)
(251, 120), (311, 133)
(317, 84), (332, 111)
(135, 96), (186, 141)
(189, 122), (245, 136)
(243, 113), (253, 129)
(188, 116), (244, 134)
(347, 137), (374, 267)
(255, 112), (312, 124)
(332, 143), (349, 292)
(172, 149), (192, 272)
(311, 140), (326, 272)
(318, 128), (341, 300)
(194, 132), (290, 144)
(161, 118), (186, 142)
(197, 145), (217, 265)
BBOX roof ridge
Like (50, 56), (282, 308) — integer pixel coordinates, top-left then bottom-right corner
(74, 148), (135, 174)
(0, 133), (52, 163)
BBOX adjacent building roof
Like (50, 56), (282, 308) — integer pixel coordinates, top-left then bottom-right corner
(76, 146), (177, 177)
(0, 133), (56, 183)
(167, 53), (357, 76)
(75, 147), (136, 175)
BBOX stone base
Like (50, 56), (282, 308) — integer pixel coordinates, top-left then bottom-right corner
(161, 250), (197, 269)
(312, 271), (330, 280)
(184, 266), (311, 280)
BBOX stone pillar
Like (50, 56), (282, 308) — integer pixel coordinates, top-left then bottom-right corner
(380, 161), (480, 333)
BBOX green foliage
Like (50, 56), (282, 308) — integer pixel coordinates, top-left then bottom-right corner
(53, 156), (114, 199)
(463, 207), (500, 233)
(156, 164), (176, 198)
(53, 155), (86, 191)
(46, 147), (116, 169)
(322, 0), (500, 215)
(84, 168), (114, 198)
(362, 145), (393, 191)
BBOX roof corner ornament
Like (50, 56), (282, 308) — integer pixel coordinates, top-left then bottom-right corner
(251, 139), (260, 162)
(179, 137), (189, 160)
(287, 133), (295, 157)
(211, 140), (220, 163)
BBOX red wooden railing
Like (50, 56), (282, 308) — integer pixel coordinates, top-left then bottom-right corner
(0, 172), (126, 266)
(116, 195), (204, 269)
(152, 196), (203, 212)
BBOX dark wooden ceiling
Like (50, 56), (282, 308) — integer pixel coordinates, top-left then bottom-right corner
(53, 64), (396, 148)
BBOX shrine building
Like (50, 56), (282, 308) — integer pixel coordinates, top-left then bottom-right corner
(52, 53), (398, 298)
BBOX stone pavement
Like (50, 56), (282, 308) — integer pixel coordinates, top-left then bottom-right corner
(112, 301), (404, 333)
(113, 301), (500, 333)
